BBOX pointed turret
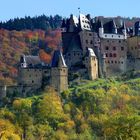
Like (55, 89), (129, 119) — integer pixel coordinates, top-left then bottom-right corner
(61, 19), (67, 32)
(111, 20), (117, 34)
(51, 50), (68, 93)
(20, 55), (27, 68)
(122, 21), (127, 39)
(135, 21), (140, 36)
(84, 48), (98, 80)
(51, 50), (67, 68)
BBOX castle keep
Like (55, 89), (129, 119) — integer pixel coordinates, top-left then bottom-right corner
(0, 13), (140, 98)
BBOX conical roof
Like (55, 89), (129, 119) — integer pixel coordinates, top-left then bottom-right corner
(51, 50), (67, 68)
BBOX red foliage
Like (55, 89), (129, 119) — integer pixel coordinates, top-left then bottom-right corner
(0, 29), (61, 83)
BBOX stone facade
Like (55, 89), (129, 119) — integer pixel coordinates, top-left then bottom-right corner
(1, 13), (140, 99)
(51, 50), (68, 93)
(61, 13), (140, 78)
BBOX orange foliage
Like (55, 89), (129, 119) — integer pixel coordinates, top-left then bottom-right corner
(39, 49), (52, 63)
(0, 29), (61, 83)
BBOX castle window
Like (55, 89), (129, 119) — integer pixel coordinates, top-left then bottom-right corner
(44, 71), (47, 73)
(113, 46), (116, 50)
(90, 40), (93, 44)
(89, 33), (92, 36)
(111, 61), (113, 63)
(108, 61), (110, 63)
(121, 47), (124, 51)
(112, 35), (114, 37)
(110, 53), (112, 57)
(106, 46), (109, 50)
(107, 40), (109, 42)
(119, 40), (121, 43)
(68, 53), (70, 56)
(105, 35), (107, 37)
(113, 53), (117, 57)
(121, 61), (123, 64)
(86, 40), (88, 44)
(106, 53), (108, 57)
(32, 80), (34, 83)
(115, 61), (117, 63)
(118, 35), (120, 38)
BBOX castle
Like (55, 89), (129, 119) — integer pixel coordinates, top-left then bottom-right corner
(0, 13), (140, 98)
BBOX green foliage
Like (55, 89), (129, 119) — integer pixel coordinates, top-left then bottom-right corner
(0, 77), (140, 139)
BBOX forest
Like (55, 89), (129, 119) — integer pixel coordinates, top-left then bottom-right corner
(0, 74), (140, 139)
(0, 29), (61, 85)
(0, 14), (139, 84)
(0, 15), (62, 31)
(0, 15), (140, 140)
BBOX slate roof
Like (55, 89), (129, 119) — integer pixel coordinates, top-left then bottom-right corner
(51, 50), (67, 68)
(86, 48), (96, 57)
(68, 35), (83, 52)
(20, 55), (44, 68)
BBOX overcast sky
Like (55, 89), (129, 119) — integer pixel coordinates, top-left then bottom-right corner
(0, 0), (139, 21)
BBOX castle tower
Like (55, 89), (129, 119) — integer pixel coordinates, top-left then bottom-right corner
(135, 21), (140, 36)
(102, 53), (107, 78)
(18, 55), (43, 89)
(20, 55), (27, 68)
(122, 21), (127, 39)
(51, 50), (68, 93)
(98, 21), (104, 38)
(84, 48), (98, 80)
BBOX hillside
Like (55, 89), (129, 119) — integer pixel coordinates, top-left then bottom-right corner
(0, 29), (61, 85)
(0, 76), (140, 139)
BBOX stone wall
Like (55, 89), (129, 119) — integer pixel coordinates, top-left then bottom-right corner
(51, 67), (68, 93)
(100, 38), (127, 76)
(18, 68), (43, 89)
(0, 85), (37, 100)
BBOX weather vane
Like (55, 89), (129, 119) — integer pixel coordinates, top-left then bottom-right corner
(78, 7), (81, 14)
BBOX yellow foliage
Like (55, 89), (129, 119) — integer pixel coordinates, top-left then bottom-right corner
(0, 119), (21, 140)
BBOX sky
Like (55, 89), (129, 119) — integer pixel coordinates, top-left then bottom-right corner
(0, 0), (140, 21)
